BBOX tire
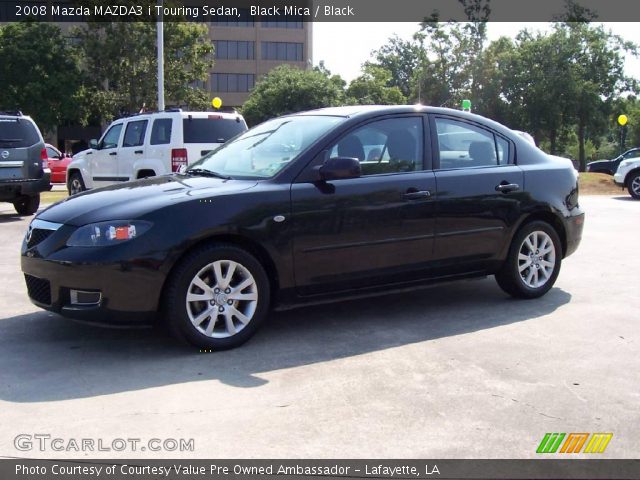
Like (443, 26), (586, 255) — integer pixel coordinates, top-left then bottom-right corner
(68, 172), (86, 196)
(627, 172), (640, 199)
(163, 244), (271, 350)
(13, 194), (40, 216)
(495, 221), (562, 299)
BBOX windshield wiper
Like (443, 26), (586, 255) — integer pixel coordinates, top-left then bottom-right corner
(0, 138), (21, 143)
(185, 168), (232, 180)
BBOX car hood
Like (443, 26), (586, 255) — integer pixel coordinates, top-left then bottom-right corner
(37, 175), (259, 226)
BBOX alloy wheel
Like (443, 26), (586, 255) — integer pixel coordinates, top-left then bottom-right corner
(517, 231), (556, 289)
(185, 260), (258, 338)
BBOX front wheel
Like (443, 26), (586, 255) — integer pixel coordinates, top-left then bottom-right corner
(13, 194), (40, 216)
(68, 172), (86, 196)
(495, 221), (562, 299)
(627, 172), (640, 199)
(163, 244), (271, 350)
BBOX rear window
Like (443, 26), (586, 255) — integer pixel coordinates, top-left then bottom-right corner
(182, 117), (246, 144)
(0, 118), (40, 148)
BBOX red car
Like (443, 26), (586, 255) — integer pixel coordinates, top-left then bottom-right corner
(45, 144), (72, 184)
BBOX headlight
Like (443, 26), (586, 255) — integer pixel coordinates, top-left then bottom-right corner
(66, 220), (152, 247)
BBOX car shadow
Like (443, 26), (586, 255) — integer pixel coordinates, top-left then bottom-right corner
(0, 212), (26, 224)
(611, 196), (637, 202)
(0, 278), (571, 402)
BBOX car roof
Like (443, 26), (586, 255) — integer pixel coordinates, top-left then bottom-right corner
(115, 110), (243, 122)
(292, 105), (513, 136)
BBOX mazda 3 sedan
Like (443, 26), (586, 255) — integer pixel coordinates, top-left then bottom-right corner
(22, 106), (584, 349)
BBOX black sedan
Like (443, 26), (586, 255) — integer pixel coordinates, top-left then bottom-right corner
(21, 106), (584, 349)
(586, 147), (640, 175)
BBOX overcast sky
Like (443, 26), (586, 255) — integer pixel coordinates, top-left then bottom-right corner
(313, 22), (640, 84)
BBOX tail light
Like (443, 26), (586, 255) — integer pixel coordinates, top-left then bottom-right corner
(171, 148), (188, 172)
(40, 148), (48, 169)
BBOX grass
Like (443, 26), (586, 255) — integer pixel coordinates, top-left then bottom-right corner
(578, 172), (624, 195)
(38, 173), (621, 205)
(41, 189), (68, 205)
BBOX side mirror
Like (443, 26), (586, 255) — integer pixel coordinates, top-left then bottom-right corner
(318, 156), (361, 181)
(89, 139), (99, 150)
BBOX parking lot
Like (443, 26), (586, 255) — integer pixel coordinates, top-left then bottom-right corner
(0, 195), (638, 459)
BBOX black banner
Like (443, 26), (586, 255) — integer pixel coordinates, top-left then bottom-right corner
(1, 0), (640, 22)
(2, 459), (640, 480)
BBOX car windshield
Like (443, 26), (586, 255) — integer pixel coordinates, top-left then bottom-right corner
(186, 115), (345, 179)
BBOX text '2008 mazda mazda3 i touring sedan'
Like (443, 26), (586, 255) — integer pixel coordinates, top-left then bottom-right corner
(21, 106), (584, 349)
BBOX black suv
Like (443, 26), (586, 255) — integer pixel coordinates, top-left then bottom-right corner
(0, 112), (51, 215)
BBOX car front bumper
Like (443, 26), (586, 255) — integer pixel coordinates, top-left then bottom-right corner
(20, 224), (167, 326)
(613, 172), (625, 187)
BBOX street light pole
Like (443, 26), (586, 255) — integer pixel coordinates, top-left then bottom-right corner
(157, 0), (165, 111)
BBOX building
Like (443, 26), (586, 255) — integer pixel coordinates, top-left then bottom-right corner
(208, 10), (313, 108)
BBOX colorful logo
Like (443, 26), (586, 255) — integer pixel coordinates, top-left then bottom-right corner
(536, 433), (613, 454)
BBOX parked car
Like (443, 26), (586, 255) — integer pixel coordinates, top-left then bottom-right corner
(45, 144), (72, 184)
(0, 111), (51, 215)
(22, 106), (584, 349)
(586, 148), (640, 175)
(613, 155), (640, 199)
(66, 109), (248, 195)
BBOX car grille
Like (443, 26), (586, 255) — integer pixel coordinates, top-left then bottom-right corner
(24, 274), (51, 305)
(27, 228), (54, 248)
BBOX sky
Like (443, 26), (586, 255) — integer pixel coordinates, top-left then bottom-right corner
(313, 22), (640, 83)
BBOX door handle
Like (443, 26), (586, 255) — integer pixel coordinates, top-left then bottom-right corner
(134, 150), (143, 154)
(109, 152), (117, 156)
(403, 189), (431, 200)
(495, 182), (519, 193)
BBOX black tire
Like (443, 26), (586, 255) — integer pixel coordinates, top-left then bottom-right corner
(68, 172), (86, 196)
(163, 244), (271, 350)
(495, 221), (562, 299)
(627, 171), (640, 199)
(13, 194), (40, 216)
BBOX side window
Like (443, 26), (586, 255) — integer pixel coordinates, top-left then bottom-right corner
(122, 120), (148, 148)
(99, 124), (123, 150)
(435, 118), (500, 169)
(150, 118), (173, 145)
(328, 117), (423, 176)
(496, 136), (510, 165)
(46, 146), (59, 158)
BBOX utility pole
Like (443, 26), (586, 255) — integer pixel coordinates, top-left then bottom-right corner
(157, 0), (165, 111)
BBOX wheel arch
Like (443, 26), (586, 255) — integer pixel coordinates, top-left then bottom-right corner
(136, 169), (157, 179)
(159, 233), (281, 310)
(513, 211), (567, 258)
(624, 167), (640, 187)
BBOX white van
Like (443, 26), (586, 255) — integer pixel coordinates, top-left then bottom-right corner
(67, 109), (247, 194)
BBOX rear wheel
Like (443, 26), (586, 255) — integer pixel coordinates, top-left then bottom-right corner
(164, 244), (270, 350)
(495, 221), (562, 299)
(627, 172), (640, 199)
(13, 194), (40, 216)
(68, 172), (85, 195)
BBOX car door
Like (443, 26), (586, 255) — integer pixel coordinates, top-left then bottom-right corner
(430, 115), (524, 273)
(291, 115), (436, 295)
(118, 119), (149, 181)
(90, 121), (124, 188)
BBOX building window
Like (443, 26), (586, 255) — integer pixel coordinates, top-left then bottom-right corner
(211, 8), (254, 26)
(211, 73), (255, 93)
(213, 40), (255, 60)
(261, 15), (304, 29)
(261, 42), (303, 61)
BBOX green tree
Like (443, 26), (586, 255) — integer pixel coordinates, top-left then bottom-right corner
(368, 35), (425, 99)
(241, 65), (345, 125)
(0, 21), (82, 131)
(346, 65), (406, 105)
(76, 19), (212, 123)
